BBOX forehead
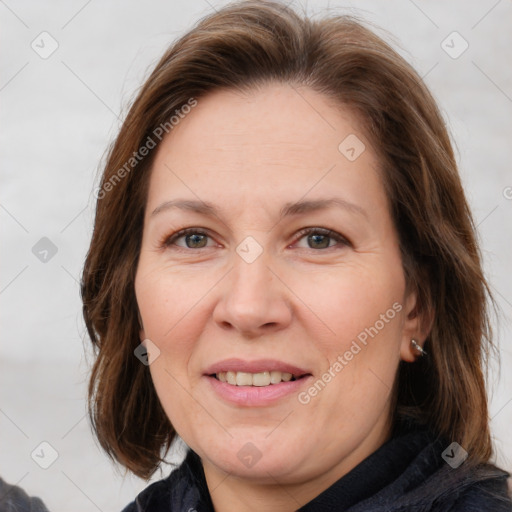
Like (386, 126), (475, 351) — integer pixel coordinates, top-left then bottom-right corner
(147, 83), (385, 217)
(158, 84), (367, 163)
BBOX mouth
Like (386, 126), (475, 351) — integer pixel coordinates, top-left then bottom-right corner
(211, 370), (308, 387)
(203, 359), (312, 406)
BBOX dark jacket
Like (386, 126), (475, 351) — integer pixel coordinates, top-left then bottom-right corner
(122, 422), (512, 511)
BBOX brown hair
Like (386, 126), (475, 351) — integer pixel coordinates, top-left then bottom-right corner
(81, 0), (495, 479)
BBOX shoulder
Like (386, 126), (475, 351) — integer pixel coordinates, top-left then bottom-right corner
(398, 462), (512, 512)
(121, 450), (212, 512)
(358, 424), (512, 512)
(121, 478), (172, 512)
(386, 423), (512, 511)
(0, 477), (50, 512)
(445, 467), (512, 512)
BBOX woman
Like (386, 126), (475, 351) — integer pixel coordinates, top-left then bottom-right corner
(81, 1), (512, 510)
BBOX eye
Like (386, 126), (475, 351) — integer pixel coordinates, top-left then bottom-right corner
(160, 227), (351, 251)
(161, 228), (216, 249)
(293, 227), (351, 250)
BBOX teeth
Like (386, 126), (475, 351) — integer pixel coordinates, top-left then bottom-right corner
(235, 372), (253, 386)
(270, 370), (282, 384)
(216, 370), (295, 386)
(252, 371), (270, 387)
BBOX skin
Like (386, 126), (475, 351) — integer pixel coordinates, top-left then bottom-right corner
(135, 83), (427, 511)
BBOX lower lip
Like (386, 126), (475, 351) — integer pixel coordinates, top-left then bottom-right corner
(205, 375), (311, 406)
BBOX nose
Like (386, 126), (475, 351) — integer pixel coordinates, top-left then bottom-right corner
(212, 253), (292, 338)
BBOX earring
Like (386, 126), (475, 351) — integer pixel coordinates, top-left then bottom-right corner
(411, 339), (427, 356)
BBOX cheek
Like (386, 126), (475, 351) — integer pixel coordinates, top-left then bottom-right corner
(293, 260), (405, 415)
(148, 355), (214, 447)
(135, 259), (220, 411)
(136, 266), (213, 436)
(136, 260), (213, 344)
(289, 261), (404, 351)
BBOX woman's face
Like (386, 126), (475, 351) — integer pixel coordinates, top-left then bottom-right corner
(135, 83), (421, 491)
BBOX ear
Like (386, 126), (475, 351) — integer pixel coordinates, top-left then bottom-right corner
(400, 288), (433, 362)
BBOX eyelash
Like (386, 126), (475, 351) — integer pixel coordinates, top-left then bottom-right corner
(160, 227), (351, 251)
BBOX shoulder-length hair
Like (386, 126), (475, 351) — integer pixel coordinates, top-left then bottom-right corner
(81, 0), (495, 479)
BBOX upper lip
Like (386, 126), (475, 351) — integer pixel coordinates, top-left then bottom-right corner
(204, 358), (311, 377)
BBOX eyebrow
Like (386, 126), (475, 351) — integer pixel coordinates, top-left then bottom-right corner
(150, 197), (368, 220)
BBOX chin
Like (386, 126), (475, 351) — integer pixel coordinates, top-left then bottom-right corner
(193, 433), (312, 482)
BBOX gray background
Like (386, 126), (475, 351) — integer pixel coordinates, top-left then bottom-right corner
(1, 0), (511, 510)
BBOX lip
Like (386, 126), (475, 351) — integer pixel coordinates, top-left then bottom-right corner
(203, 358), (312, 407)
(204, 358), (310, 376)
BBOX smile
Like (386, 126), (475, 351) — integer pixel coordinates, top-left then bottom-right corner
(214, 370), (301, 387)
(204, 359), (312, 406)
